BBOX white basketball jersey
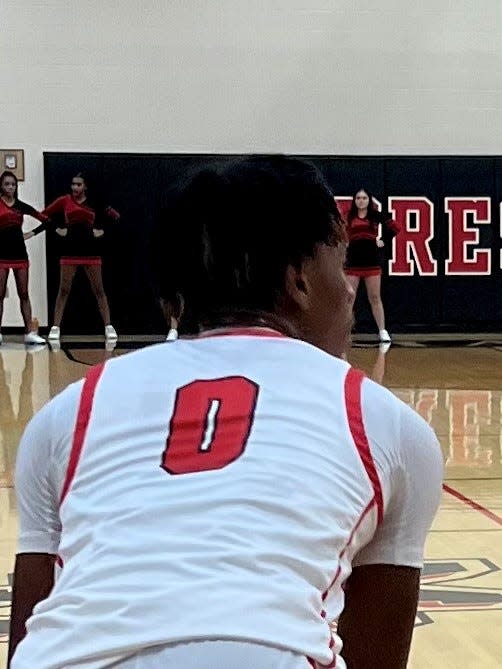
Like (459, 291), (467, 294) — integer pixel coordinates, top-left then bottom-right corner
(13, 328), (443, 669)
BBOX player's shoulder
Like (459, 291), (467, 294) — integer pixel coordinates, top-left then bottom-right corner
(22, 378), (85, 446)
(359, 372), (437, 452)
(100, 336), (349, 378)
(47, 377), (85, 415)
(98, 341), (175, 375)
(242, 334), (352, 369)
(359, 372), (416, 417)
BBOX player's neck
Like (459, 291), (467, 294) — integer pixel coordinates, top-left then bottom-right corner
(1, 194), (15, 205)
(199, 312), (298, 339)
(198, 326), (286, 338)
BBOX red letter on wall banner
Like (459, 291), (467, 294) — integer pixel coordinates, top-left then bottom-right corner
(445, 198), (491, 275)
(388, 198), (436, 276)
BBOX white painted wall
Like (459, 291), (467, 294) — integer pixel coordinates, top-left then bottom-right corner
(1, 0), (501, 325)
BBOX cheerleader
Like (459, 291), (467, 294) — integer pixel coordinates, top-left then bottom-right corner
(0, 171), (47, 345)
(160, 292), (185, 341)
(43, 173), (120, 341)
(345, 188), (400, 343)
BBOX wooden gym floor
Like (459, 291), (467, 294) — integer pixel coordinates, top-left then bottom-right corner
(1, 336), (501, 667)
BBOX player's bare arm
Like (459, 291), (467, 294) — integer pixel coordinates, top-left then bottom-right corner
(8, 553), (55, 667)
(338, 564), (420, 668)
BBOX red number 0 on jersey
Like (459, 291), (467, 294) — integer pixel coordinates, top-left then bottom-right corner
(161, 376), (259, 475)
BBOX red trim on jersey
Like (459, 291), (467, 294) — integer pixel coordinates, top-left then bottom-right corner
(0, 259), (29, 269)
(198, 327), (287, 339)
(56, 555), (64, 568)
(316, 498), (376, 669)
(325, 498), (376, 596)
(60, 256), (102, 266)
(344, 369), (383, 524)
(344, 267), (381, 277)
(59, 363), (105, 505)
(326, 638), (337, 669)
(306, 657), (337, 669)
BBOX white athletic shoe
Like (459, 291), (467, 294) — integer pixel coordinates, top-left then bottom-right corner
(26, 344), (47, 354)
(105, 325), (118, 340)
(379, 329), (391, 343)
(24, 331), (46, 345)
(379, 341), (392, 354)
(105, 339), (117, 352)
(48, 326), (60, 340)
(166, 328), (178, 342)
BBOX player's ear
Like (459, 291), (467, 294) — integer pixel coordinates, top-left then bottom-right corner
(282, 261), (312, 313)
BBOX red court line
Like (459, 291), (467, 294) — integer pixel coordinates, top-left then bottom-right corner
(443, 484), (502, 527)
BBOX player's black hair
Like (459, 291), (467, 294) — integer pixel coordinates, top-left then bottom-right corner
(347, 188), (381, 225)
(151, 155), (345, 332)
(0, 170), (19, 198)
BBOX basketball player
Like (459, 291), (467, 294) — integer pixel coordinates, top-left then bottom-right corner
(345, 189), (400, 343)
(9, 157), (443, 669)
(0, 171), (47, 345)
(43, 173), (120, 342)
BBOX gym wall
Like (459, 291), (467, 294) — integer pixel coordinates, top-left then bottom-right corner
(44, 152), (502, 334)
(3, 1), (501, 327)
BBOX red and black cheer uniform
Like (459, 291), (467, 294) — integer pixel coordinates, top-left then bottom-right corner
(43, 195), (119, 266)
(345, 214), (400, 277)
(0, 198), (49, 270)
